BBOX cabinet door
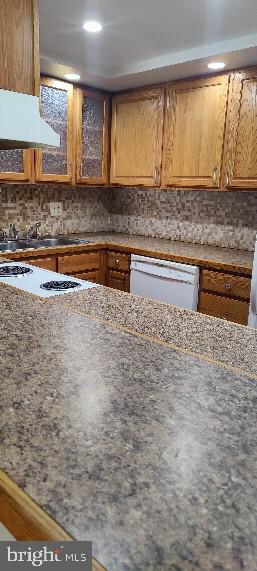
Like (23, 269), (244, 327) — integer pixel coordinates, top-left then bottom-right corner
(111, 88), (164, 187)
(75, 89), (109, 185)
(198, 292), (249, 325)
(19, 256), (57, 271)
(0, 150), (33, 181)
(35, 78), (73, 183)
(0, 0), (40, 96)
(162, 76), (229, 188)
(223, 70), (257, 189)
(73, 270), (101, 283)
(107, 270), (130, 292)
(58, 251), (100, 274)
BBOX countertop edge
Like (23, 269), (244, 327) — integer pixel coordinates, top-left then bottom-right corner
(0, 469), (106, 571)
(0, 237), (253, 275)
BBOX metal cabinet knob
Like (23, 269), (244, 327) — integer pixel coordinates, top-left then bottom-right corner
(115, 259), (120, 265)
(224, 283), (231, 289)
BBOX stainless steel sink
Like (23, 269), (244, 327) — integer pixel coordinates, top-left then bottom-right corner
(0, 240), (32, 252)
(0, 237), (93, 253)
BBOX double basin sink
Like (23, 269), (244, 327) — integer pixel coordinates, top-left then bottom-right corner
(0, 236), (93, 253)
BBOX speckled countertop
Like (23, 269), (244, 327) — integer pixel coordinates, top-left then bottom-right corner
(1, 283), (257, 570)
(63, 233), (253, 274)
(71, 232), (254, 273)
(51, 285), (257, 380)
(3, 232), (254, 274)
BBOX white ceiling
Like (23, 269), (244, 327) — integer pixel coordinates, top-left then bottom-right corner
(39, 0), (257, 91)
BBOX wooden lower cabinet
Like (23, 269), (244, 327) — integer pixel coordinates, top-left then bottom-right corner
(198, 268), (251, 325)
(20, 256), (57, 271)
(198, 292), (249, 325)
(201, 269), (251, 300)
(58, 251), (100, 275)
(73, 270), (101, 284)
(107, 250), (130, 272)
(106, 250), (131, 292)
(15, 248), (251, 326)
(106, 270), (130, 292)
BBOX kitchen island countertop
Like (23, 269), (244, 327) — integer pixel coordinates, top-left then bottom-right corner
(1, 281), (257, 569)
(50, 284), (257, 380)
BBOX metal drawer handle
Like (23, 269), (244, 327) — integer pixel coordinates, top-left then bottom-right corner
(224, 283), (231, 289)
(154, 166), (160, 186)
(115, 259), (120, 265)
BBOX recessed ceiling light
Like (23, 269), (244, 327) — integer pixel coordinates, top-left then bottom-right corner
(64, 73), (80, 81)
(208, 62), (226, 70)
(83, 20), (102, 33)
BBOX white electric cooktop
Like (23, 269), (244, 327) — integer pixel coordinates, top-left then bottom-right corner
(0, 262), (99, 298)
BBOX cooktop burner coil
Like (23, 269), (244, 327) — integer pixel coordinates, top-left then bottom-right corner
(0, 265), (33, 277)
(40, 280), (82, 292)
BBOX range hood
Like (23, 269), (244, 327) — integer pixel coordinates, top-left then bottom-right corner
(0, 89), (60, 150)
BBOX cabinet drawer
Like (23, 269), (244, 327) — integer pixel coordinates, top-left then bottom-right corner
(21, 256), (57, 272)
(58, 251), (100, 274)
(73, 270), (100, 284)
(107, 270), (130, 292)
(107, 251), (130, 272)
(201, 269), (251, 300)
(198, 292), (249, 325)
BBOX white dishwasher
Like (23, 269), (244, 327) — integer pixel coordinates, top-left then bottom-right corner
(130, 255), (199, 310)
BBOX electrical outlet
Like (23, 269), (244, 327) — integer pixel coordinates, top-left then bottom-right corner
(49, 202), (63, 217)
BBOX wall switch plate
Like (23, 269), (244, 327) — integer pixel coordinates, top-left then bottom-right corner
(49, 202), (63, 217)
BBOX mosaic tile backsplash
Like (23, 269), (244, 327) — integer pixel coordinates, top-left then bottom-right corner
(111, 187), (257, 252)
(0, 185), (112, 236)
(0, 184), (257, 251)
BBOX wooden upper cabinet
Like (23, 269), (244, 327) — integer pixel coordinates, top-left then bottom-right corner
(162, 75), (229, 189)
(35, 78), (73, 183)
(0, 0), (40, 96)
(0, 150), (33, 182)
(222, 69), (257, 190)
(110, 88), (164, 187)
(75, 89), (109, 185)
(0, 0), (38, 183)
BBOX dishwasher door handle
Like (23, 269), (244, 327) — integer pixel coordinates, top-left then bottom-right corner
(131, 262), (199, 284)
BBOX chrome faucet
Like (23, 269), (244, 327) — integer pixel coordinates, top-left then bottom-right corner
(9, 224), (19, 240)
(30, 222), (42, 239)
(35, 222), (41, 239)
(24, 227), (31, 239)
(0, 229), (7, 242)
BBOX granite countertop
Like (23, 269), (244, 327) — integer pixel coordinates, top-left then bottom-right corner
(68, 232), (254, 273)
(2, 232), (254, 274)
(1, 283), (257, 570)
(51, 285), (257, 380)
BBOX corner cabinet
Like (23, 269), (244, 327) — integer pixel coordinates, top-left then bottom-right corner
(35, 78), (73, 183)
(75, 89), (109, 185)
(222, 69), (257, 190)
(162, 75), (229, 189)
(110, 88), (164, 187)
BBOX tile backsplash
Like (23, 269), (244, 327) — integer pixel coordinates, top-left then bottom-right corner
(0, 184), (257, 251)
(0, 185), (112, 236)
(111, 187), (257, 251)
